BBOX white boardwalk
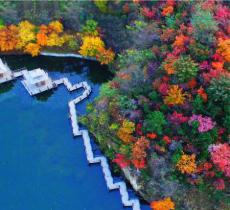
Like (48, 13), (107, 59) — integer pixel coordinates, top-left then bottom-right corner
(0, 63), (141, 210)
(66, 80), (141, 210)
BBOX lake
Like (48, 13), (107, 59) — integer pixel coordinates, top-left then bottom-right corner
(0, 55), (150, 210)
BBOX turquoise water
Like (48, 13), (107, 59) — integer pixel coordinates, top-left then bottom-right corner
(0, 55), (150, 210)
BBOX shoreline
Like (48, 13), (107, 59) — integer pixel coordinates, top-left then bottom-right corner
(0, 51), (97, 61)
(40, 51), (97, 61)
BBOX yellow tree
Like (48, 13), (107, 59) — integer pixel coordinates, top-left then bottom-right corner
(117, 119), (135, 144)
(79, 36), (105, 57)
(48, 20), (63, 33)
(46, 33), (65, 47)
(24, 43), (41, 57)
(17, 21), (36, 49)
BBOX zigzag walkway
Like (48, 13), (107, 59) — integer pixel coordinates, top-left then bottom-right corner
(60, 79), (141, 210)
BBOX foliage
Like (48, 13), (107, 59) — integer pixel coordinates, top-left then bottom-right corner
(188, 114), (216, 133)
(66, 36), (79, 50)
(150, 197), (175, 210)
(217, 38), (230, 62)
(191, 5), (218, 45)
(176, 153), (197, 174)
(48, 20), (63, 33)
(0, 25), (18, 51)
(82, 19), (98, 36)
(113, 153), (130, 168)
(189, 42), (210, 62)
(46, 33), (65, 47)
(209, 143), (230, 177)
(0, 18), (114, 64)
(173, 56), (199, 83)
(0, 18), (4, 29)
(118, 49), (155, 68)
(132, 136), (150, 161)
(144, 111), (166, 135)
(24, 43), (40, 57)
(207, 75), (230, 104)
(164, 85), (186, 106)
(79, 35), (115, 64)
(117, 119), (135, 144)
(94, 0), (108, 13)
(96, 48), (115, 65)
(36, 31), (47, 46)
(17, 20), (36, 49)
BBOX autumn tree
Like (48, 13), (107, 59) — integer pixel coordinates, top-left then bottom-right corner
(0, 25), (18, 51)
(132, 136), (150, 161)
(24, 43), (41, 57)
(36, 25), (48, 46)
(17, 21), (36, 49)
(117, 119), (135, 144)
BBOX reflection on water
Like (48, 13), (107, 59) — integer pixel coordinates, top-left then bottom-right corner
(0, 81), (15, 95)
(0, 55), (113, 84)
(35, 89), (55, 102)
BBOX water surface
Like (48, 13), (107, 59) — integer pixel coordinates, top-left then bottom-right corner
(0, 55), (150, 210)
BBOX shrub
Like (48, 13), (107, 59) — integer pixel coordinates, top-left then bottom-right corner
(207, 75), (230, 104)
(82, 19), (98, 36)
(209, 143), (230, 177)
(189, 42), (211, 62)
(164, 85), (186, 105)
(67, 38), (79, 50)
(96, 48), (115, 64)
(94, 0), (108, 13)
(118, 49), (155, 68)
(0, 18), (4, 29)
(173, 56), (199, 83)
(144, 111), (166, 134)
(176, 153), (197, 174)
(99, 83), (118, 98)
(191, 5), (218, 45)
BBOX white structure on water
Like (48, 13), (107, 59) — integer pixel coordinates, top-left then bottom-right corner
(0, 58), (13, 84)
(22, 68), (53, 95)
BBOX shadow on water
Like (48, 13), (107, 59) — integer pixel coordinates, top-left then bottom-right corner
(0, 81), (15, 95)
(34, 89), (55, 102)
(0, 55), (114, 84)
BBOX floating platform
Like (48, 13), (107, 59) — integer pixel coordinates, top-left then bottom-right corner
(21, 68), (54, 96)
